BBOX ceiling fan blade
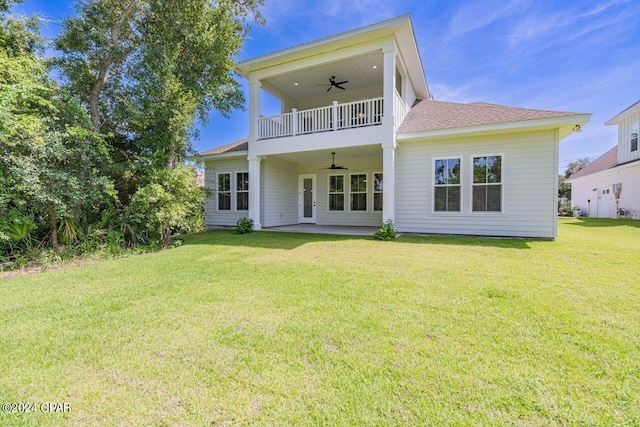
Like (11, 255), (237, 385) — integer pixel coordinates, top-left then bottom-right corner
(335, 80), (349, 85)
(326, 86), (332, 92)
(316, 84), (331, 86)
(335, 85), (346, 90)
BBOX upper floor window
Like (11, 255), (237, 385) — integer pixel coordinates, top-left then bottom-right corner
(236, 172), (249, 211)
(472, 155), (502, 212)
(217, 173), (231, 211)
(434, 158), (461, 212)
(350, 174), (367, 211)
(329, 175), (345, 211)
(373, 173), (383, 211)
(631, 122), (638, 152)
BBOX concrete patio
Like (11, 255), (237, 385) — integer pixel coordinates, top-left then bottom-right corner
(262, 224), (378, 236)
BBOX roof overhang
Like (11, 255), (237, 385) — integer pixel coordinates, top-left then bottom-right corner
(237, 15), (430, 100)
(199, 150), (248, 161)
(566, 158), (640, 183)
(605, 100), (640, 125)
(397, 114), (591, 141)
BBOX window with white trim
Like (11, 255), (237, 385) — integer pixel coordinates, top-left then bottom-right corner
(472, 155), (502, 212)
(631, 122), (638, 152)
(328, 175), (344, 211)
(350, 173), (367, 211)
(373, 173), (383, 211)
(434, 158), (461, 212)
(217, 173), (231, 211)
(236, 172), (249, 211)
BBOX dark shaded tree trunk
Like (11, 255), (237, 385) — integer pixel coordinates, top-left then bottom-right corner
(47, 203), (59, 248)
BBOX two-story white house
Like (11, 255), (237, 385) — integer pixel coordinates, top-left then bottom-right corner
(567, 100), (640, 219)
(200, 15), (590, 238)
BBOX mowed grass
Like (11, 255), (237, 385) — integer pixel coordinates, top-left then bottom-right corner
(1, 218), (639, 426)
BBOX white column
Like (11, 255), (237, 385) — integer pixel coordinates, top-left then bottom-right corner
(292, 108), (298, 136)
(382, 146), (396, 223)
(248, 157), (262, 230)
(332, 101), (338, 131)
(382, 46), (396, 126)
(248, 78), (261, 142)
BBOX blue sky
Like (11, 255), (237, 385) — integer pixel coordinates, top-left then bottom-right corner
(11, 0), (640, 172)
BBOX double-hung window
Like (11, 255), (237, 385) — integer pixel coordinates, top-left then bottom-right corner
(329, 175), (345, 211)
(350, 173), (367, 211)
(472, 155), (502, 212)
(236, 172), (249, 211)
(373, 173), (383, 211)
(217, 173), (231, 211)
(631, 122), (638, 152)
(433, 158), (461, 212)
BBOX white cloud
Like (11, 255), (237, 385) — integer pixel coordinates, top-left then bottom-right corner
(446, 0), (531, 40)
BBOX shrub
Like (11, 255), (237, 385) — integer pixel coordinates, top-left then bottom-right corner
(236, 217), (254, 234)
(373, 220), (397, 241)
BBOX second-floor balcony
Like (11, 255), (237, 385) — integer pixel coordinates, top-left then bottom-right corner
(256, 90), (409, 141)
(257, 97), (383, 140)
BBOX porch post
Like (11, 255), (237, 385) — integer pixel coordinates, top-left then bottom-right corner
(332, 101), (338, 131)
(248, 157), (262, 230)
(248, 78), (261, 141)
(382, 46), (396, 126)
(292, 108), (298, 136)
(382, 145), (396, 223)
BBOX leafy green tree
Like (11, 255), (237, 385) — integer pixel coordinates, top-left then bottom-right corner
(129, 165), (205, 245)
(559, 158), (591, 200)
(54, 0), (263, 245)
(1, 9), (114, 249)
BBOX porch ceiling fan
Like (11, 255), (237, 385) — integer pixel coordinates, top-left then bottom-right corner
(317, 76), (349, 92)
(321, 152), (348, 170)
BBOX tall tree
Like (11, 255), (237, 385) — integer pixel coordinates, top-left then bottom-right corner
(1, 6), (113, 248)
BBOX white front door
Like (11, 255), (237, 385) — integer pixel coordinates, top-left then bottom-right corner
(597, 188), (611, 218)
(298, 174), (316, 223)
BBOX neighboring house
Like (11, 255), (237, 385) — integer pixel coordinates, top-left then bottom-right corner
(199, 15), (590, 238)
(567, 100), (640, 219)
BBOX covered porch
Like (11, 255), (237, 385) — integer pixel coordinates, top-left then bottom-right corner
(249, 145), (394, 230)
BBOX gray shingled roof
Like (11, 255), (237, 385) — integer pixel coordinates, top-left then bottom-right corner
(398, 100), (585, 134)
(199, 138), (248, 156)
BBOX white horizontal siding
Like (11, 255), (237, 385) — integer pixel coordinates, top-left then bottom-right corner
(204, 157), (250, 228)
(264, 157), (298, 226)
(395, 130), (559, 238)
(297, 157), (383, 226)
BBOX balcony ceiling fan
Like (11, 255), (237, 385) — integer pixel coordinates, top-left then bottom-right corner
(317, 76), (349, 92)
(321, 152), (348, 170)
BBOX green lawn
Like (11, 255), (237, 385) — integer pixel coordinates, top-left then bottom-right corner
(1, 218), (639, 425)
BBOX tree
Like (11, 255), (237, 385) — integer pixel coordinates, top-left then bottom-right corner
(1, 7), (113, 249)
(53, 0), (264, 245)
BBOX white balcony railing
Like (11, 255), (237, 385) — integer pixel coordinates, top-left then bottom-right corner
(256, 97), (384, 140)
(394, 89), (408, 130)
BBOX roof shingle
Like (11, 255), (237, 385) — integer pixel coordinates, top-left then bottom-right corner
(398, 100), (586, 134)
(199, 138), (248, 156)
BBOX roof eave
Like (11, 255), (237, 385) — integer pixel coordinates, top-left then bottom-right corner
(397, 114), (591, 141)
(605, 100), (640, 125)
(198, 150), (248, 160)
(237, 15), (411, 78)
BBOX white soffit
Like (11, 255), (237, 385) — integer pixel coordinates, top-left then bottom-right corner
(238, 15), (430, 100)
